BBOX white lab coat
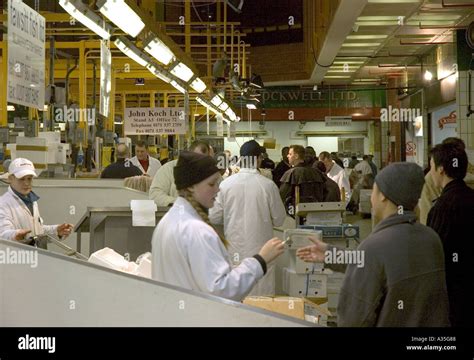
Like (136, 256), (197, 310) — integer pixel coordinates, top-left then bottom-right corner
(152, 196), (264, 301)
(327, 162), (351, 203)
(354, 160), (373, 176)
(130, 156), (161, 178)
(209, 168), (287, 296)
(0, 187), (58, 241)
(149, 159), (178, 207)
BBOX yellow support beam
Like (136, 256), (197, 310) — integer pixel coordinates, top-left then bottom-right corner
(0, 44), (7, 127)
(185, 0), (191, 55)
(108, 70), (116, 132)
(78, 41), (88, 147)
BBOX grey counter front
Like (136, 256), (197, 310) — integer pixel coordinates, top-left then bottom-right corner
(74, 207), (170, 258)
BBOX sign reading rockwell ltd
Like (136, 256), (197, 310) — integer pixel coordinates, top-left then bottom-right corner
(261, 87), (386, 109)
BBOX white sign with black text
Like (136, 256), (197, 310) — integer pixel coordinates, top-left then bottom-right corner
(7, 0), (45, 110)
(124, 107), (187, 135)
(325, 116), (352, 127)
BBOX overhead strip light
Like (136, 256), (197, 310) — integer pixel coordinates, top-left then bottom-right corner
(218, 102), (230, 112)
(98, 0), (145, 38)
(147, 64), (172, 83)
(170, 62), (194, 82)
(211, 95), (223, 107)
(190, 78), (207, 93)
(59, 0), (112, 39)
(114, 37), (149, 67)
(144, 36), (175, 66)
(171, 80), (187, 94)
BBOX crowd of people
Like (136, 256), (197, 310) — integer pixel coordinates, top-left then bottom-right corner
(1, 137), (472, 327)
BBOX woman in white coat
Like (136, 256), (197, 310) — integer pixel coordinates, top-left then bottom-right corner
(0, 158), (73, 248)
(151, 151), (284, 301)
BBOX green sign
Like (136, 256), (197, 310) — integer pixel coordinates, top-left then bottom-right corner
(261, 87), (386, 109)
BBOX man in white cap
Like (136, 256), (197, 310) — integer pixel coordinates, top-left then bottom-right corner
(0, 158), (73, 249)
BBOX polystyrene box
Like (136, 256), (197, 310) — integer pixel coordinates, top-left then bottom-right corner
(89, 247), (138, 273)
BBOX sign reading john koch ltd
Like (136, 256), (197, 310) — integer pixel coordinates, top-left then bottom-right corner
(7, 0), (46, 110)
(261, 88), (385, 109)
(124, 107), (187, 135)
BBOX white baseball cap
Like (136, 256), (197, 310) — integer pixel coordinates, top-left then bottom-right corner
(8, 158), (37, 178)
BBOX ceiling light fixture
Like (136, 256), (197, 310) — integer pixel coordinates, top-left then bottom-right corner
(98, 0), (145, 38)
(190, 77), (207, 93)
(59, 0), (113, 39)
(170, 62), (194, 82)
(114, 36), (149, 67)
(143, 36), (175, 66)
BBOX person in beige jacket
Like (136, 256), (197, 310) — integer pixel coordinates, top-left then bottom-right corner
(149, 140), (211, 207)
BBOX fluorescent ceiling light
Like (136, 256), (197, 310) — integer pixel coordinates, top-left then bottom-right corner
(327, 69), (357, 73)
(342, 43), (381, 47)
(170, 62), (194, 82)
(114, 37), (149, 67)
(144, 37), (175, 65)
(346, 35), (388, 40)
(246, 103), (257, 109)
(424, 70), (433, 81)
(358, 16), (401, 21)
(59, 0), (112, 39)
(325, 76), (351, 79)
(333, 61), (365, 64)
(7, 105), (15, 111)
(190, 78), (207, 93)
(98, 0), (145, 38)
(147, 64), (171, 83)
(211, 95), (223, 107)
(196, 96), (210, 108)
(171, 80), (187, 94)
(219, 102), (230, 111)
(225, 108), (237, 121)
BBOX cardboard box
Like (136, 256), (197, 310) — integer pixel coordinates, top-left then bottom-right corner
(282, 267), (327, 298)
(243, 296), (331, 325)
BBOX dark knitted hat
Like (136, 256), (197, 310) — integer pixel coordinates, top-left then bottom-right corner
(174, 151), (220, 190)
(375, 162), (424, 210)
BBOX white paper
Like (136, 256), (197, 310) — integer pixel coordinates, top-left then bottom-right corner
(130, 200), (157, 227)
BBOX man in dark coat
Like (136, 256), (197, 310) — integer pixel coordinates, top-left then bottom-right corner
(279, 145), (326, 216)
(100, 144), (142, 179)
(272, 146), (290, 187)
(427, 142), (474, 327)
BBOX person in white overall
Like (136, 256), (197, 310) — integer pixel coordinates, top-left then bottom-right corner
(0, 158), (73, 249)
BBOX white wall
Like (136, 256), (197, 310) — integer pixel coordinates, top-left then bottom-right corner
(307, 137), (338, 153)
(198, 120), (369, 162)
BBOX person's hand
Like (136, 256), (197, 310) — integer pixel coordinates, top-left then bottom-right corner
(296, 235), (328, 263)
(14, 229), (31, 241)
(57, 223), (74, 238)
(258, 237), (285, 264)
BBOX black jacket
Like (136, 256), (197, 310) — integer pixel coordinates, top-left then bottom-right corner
(272, 160), (291, 187)
(279, 164), (326, 214)
(427, 179), (474, 327)
(100, 159), (142, 179)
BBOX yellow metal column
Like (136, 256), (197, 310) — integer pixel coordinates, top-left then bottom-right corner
(0, 44), (8, 127)
(122, 92), (126, 138)
(207, 26), (212, 77)
(108, 69), (116, 131)
(185, 0), (191, 55)
(78, 41), (87, 147)
(150, 91), (155, 107)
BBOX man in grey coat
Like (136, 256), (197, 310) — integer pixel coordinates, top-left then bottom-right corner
(297, 162), (449, 327)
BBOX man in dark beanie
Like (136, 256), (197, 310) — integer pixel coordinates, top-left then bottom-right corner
(152, 151), (285, 301)
(297, 162), (449, 327)
(427, 143), (474, 327)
